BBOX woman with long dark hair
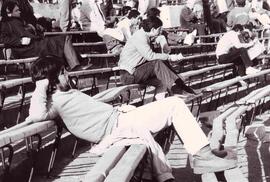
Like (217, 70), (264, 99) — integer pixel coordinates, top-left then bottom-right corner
(0, 0), (89, 71)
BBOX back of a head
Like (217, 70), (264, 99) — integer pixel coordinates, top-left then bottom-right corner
(232, 24), (244, 32)
(236, 0), (246, 7)
(146, 7), (160, 18)
(30, 55), (64, 86)
(140, 16), (163, 32)
(122, 6), (132, 16)
(127, 9), (140, 19)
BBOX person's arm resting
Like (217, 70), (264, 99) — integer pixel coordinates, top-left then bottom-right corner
(28, 79), (58, 122)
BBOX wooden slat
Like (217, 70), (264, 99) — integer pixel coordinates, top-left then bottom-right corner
(73, 42), (106, 47)
(0, 77), (32, 89)
(68, 67), (114, 77)
(0, 57), (37, 65)
(82, 146), (127, 182)
(93, 84), (142, 103)
(180, 63), (233, 79)
(104, 145), (147, 182)
(44, 30), (97, 36)
(81, 53), (118, 58)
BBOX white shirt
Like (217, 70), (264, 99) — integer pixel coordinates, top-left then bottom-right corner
(117, 18), (132, 41)
(216, 30), (253, 57)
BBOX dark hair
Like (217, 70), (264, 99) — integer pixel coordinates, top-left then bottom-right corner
(140, 16), (163, 32)
(18, 0), (37, 25)
(30, 55), (64, 89)
(232, 24), (243, 32)
(37, 17), (53, 32)
(146, 7), (160, 18)
(1, 0), (19, 21)
(105, 17), (119, 28)
(122, 6), (132, 16)
(127, 9), (140, 19)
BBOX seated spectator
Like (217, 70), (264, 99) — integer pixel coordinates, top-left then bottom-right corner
(248, 0), (270, 27)
(215, 24), (260, 76)
(145, 7), (171, 53)
(118, 16), (199, 100)
(179, 0), (206, 35)
(6, 55), (237, 182)
(102, 17), (125, 55)
(227, 0), (250, 28)
(0, 0), (90, 71)
(209, 0), (228, 33)
(146, 7), (186, 46)
(117, 9), (141, 41)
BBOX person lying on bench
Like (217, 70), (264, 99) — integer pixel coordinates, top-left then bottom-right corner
(0, 1), (90, 71)
(6, 55), (237, 182)
(118, 16), (199, 100)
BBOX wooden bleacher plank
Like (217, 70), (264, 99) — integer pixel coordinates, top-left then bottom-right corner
(0, 57), (37, 65)
(180, 63), (233, 80)
(0, 77), (32, 89)
(104, 144), (147, 182)
(93, 84), (142, 103)
(82, 146), (127, 182)
(44, 30), (97, 36)
(205, 68), (270, 92)
(73, 42), (106, 47)
(81, 53), (118, 58)
(68, 67), (114, 77)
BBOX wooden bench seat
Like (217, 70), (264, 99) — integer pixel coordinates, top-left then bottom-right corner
(83, 145), (127, 182)
(103, 145), (147, 182)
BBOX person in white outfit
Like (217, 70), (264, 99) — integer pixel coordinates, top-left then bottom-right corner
(1, 55), (237, 182)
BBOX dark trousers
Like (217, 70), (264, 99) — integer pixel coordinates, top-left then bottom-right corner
(64, 35), (80, 69)
(218, 48), (252, 76)
(120, 61), (181, 94)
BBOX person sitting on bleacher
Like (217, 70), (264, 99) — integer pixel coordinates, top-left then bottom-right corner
(180, 0), (205, 35)
(227, 0), (250, 28)
(247, 0), (270, 28)
(216, 24), (260, 76)
(118, 16), (199, 100)
(116, 9), (141, 41)
(0, 0), (90, 71)
(102, 17), (125, 55)
(8, 55), (237, 182)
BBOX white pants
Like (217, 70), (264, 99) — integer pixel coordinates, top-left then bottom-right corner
(118, 97), (209, 181)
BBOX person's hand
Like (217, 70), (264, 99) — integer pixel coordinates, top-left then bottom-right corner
(35, 79), (49, 90)
(169, 53), (184, 62)
(21, 37), (31, 45)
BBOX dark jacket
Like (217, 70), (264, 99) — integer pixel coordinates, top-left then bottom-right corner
(0, 17), (66, 59)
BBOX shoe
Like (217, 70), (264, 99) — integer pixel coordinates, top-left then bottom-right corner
(193, 145), (237, 174)
(69, 64), (92, 72)
(245, 66), (260, 75)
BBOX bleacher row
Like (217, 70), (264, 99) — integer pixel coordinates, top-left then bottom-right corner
(0, 30), (270, 182)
